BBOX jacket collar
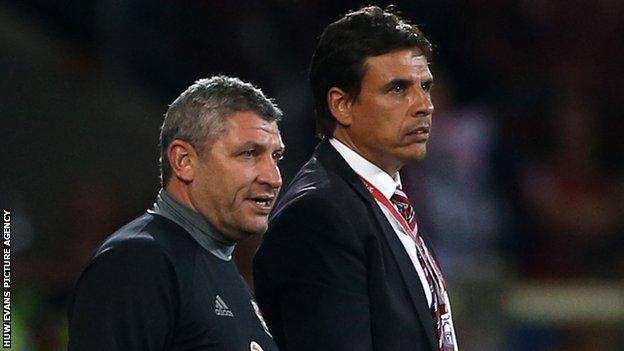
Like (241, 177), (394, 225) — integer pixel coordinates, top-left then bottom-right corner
(149, 189), (235, 261)
(314, 140), (377, 205)
(328, 138), (400, 200)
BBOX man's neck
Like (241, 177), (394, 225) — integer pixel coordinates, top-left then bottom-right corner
(331, 132), (401, 177)
(164, 181), (196, 211)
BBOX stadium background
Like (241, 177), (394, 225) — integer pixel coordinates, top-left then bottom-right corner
(1, 0), (623, 350)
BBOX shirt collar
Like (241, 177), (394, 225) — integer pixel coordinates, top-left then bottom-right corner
(329, 138), (401, 199)
(149, 189), (235, 261)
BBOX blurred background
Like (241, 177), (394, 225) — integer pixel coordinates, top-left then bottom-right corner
(1, 0), (623, 350)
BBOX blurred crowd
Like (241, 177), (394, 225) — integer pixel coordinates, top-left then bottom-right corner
(1, 1), (623, 350)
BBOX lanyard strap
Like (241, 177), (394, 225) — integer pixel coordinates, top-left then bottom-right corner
(359, 176), (415, 237)
(359, 175), (457, 350)
(358, 175), (447, 292)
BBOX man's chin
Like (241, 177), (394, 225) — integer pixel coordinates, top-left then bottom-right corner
(239, 221), (269, 238)
(401, 147), (427, 163)
(414, 150), (427, 160)
(221, 221), (267, 242)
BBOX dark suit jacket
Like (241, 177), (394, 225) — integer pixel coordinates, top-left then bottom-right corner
(253, 141), (439, 351)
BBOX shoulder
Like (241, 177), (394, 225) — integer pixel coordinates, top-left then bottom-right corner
(263, 164), (371, 255)
(255, 156), (372, 290)
(78, 213), (204, 297)
(68, 215), (184, 349)
(272, 154), (365, 223)
(270, 178), (359, 239)
(94, 213), (198, 265)
(83, 214), (174, 277)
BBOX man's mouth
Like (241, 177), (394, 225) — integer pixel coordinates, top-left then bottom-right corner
(411, 125), (430, 135)
(248, 195), (276, 211)
(407, 125), (430, 140)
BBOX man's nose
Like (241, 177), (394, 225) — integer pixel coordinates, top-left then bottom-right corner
(257, 157), (282, 189)
(411, 90), (434, 117)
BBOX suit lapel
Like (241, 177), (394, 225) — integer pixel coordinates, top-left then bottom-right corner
(316, 141), (438, 350)
(369, 205), (438, 350)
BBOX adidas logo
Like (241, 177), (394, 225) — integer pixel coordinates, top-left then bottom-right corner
(215, 295), (234, 317)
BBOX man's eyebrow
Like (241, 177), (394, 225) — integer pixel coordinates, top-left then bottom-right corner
(236, 141), (285, 151)
(236, 141), (264, 150)
(422, 76), (434, 85)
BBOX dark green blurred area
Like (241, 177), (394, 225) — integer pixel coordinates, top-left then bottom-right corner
(1, 1), (623, 350)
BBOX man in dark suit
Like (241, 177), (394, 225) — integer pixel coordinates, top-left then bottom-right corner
(253, 6), (458, 351)
(68, 76), (283, 351)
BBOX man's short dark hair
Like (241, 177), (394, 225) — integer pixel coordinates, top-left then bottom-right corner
(309, 5), (432, 139)
(159, 75), (282, 185)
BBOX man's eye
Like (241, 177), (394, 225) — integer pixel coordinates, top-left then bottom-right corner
(272, 152), (284, 163)
(421, 81), (433, 92)
(241, 149), (257, 157)
(391, 85), (405, 94)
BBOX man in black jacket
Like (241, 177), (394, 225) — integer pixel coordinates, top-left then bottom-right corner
(68, 76), (284, 351)
(254, 6), (458, 351)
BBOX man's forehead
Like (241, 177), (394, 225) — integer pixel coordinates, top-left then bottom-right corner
(224, 115), (281, 142)
(364, 49), (431, 77)
(238, 122), (281, 143)
(367, 47), (426, 61)
(250, 120), (280, 133)
(226, 112), (278, 130)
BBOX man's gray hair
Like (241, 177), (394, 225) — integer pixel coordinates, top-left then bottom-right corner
(159, 75), (282, 185)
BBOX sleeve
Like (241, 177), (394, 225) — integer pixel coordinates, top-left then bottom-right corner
(67, 240), (179, 351)
(254, 196), (373, 351)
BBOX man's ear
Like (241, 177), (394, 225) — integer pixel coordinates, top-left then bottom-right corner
(327, 87), (353, 127)
(167, 140), (197, 183)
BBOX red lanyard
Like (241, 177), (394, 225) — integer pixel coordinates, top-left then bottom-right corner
(359, 175), (456, 350)
(359, 176), (416, 239)
(358, 175), (447, 292)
